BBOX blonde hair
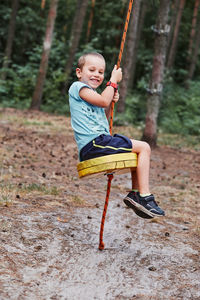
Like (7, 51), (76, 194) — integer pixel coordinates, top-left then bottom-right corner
(77, 52), (105, 69)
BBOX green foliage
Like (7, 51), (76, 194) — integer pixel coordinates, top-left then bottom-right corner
(114, 92), (146, 127)
(160, 81), (200, 136)
(0, 0), (199, 138)
(114, 77), (200, 137)
(0, 3), (11, 51)
(0, 36), (69, 113)
(0, 63), (36, 109)
(41, 68), (69, 115)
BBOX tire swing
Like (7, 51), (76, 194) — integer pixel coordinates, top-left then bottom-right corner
(77, 0), (136, 250)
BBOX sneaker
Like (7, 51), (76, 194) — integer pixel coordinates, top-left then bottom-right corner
(123, 192), (165, 218)
(123, 192), (153, 219)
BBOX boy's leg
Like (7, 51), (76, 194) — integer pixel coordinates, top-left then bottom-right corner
(130, 168), (153, 219)
(131, 169), (138, 190)
(128, 141), (152, 218)
(124, 140), (165, 218)
(131, 139), (151, 194)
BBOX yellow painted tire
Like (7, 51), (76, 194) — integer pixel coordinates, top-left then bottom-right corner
(77, 153), (137, 178)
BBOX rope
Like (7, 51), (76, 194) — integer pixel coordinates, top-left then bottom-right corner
(99, 174), (113, 250)
(99, 0), (134, 250)
(109, 0), (134, 135)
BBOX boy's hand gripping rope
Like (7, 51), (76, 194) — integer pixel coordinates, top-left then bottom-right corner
(99, 0), (134, 251)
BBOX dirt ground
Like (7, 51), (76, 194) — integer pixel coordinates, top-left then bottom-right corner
(0, 108), (200, 300)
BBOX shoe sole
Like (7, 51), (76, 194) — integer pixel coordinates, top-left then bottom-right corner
(124, 197), (164, 218)
(124, 198), (153, 219)
(131, 205), (153, 219)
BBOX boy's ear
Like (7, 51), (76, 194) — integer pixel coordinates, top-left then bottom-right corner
(76, 68), (81, 79)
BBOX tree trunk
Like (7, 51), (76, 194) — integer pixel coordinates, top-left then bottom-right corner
(129, 0), (147, 89)
(167, 0), (180, 55)
(142, 0), (170, 148)
(30, 0), (59, 110)
(117, 0), (142, 113)
(167, 0), (185, 69)
(185, 0), (200, 86)
(41, 0), (46, 9)
(186, 17), (200, 81)
(86, 0), (95, 42)
(63, 0), (89, 93)
(1, 0), (19, 81)
(187, 0), (200, 59)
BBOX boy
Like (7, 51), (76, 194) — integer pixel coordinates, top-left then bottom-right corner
(69, 52), (165, 218)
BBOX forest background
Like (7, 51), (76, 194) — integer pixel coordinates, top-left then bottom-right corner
(0, 0), (200, 147)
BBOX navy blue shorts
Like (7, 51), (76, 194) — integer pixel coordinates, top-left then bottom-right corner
(80, 134), (132, 161)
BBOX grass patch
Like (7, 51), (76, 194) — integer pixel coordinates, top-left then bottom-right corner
(0, 184), (14, 206)
(158, 132), (200, 150)
(0, 182), (60, 206)
(0, 194), (13, 207)
(70, 195), (85, 205)
(114, 125), (142, 141)
(0, 114), (52, 128)
(20, 183), (60, 196)
(114, 125), (200, 150)
(23, 120), (53, 127)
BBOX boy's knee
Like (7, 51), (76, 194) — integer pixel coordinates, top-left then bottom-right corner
(142, 141), (151, 154)
(131, 139), (151, 154)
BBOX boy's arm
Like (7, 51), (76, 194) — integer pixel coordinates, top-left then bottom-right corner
(105, 90), (119, 119)
(79, 66), (122, 108)
(79, 85), (115, 108)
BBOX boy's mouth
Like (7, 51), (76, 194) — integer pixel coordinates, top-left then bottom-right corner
(90, 78), (100, 83)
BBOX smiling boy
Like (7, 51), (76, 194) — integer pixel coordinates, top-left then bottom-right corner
(68, 52), (165, 218)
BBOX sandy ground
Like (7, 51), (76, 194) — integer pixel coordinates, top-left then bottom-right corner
(0, 108), (200, 300)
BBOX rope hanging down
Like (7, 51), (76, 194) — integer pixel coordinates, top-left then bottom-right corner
(99, 0), (134, 251)
(109, 0), (134, 136)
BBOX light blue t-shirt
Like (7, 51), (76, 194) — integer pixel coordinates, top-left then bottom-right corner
(69, 81), (110, 154)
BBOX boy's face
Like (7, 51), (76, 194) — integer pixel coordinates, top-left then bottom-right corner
(76, 55), (105, 89)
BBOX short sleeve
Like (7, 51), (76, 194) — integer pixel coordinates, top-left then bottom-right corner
(69, 81), (91, 101)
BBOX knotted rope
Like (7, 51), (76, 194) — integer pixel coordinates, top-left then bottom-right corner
(99, 0), (134, 250)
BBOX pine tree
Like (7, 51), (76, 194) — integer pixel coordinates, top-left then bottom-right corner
(30, 0), (59, 110)
(129, 0), (147, 89)
(62, 0), (89, 93)
(142, 0), (171, 147)
(186, 15), (200, 82)
(1, 0), (19, 81)
(86, 0), (95, 42)
(167, 0), (185, 69)
(117, 0), (142, 113)
(185, 0), (200, 85)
